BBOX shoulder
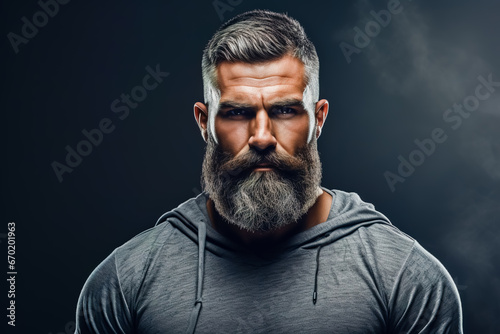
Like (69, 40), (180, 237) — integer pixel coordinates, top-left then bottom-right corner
(392, 240), (458, 292)
(82, 221), (179, 292)
(387, 241), (463, 332)
(355, 223), (453, 289)
(75, 219), (182, 332)
(356, 222), (415, 258)
(325, 188), (447, 293)
(113, 221), (177, 268)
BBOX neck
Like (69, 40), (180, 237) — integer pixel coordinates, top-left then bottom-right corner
(206, 187), (332, 248)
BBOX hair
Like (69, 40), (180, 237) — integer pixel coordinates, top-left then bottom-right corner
(201, 9), (320, 143)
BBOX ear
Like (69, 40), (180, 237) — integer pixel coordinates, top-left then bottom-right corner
(194, 102), (209, 142)
(314, 99), (329, 138)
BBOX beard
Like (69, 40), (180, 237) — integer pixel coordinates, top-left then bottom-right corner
(201, 136), (322, 233)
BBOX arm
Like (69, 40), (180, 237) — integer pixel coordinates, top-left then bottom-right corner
(75, 250), (134, 334)
(387, 242), (463, 333)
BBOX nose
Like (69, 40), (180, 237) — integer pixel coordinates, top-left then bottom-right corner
(248, 110), (277, 151)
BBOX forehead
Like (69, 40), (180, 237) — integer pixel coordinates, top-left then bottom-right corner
(216, 55), (306, 103)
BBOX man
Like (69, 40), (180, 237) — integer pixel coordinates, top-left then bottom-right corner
(75, 10), (463, 333)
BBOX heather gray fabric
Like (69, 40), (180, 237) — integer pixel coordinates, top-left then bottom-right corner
(75, 189), (463, 333)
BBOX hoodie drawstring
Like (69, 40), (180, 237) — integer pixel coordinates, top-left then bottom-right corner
(313, 232), (330, 305)
(155, 212), (207, 333)
(186, 221), (207, 334)
(313, 244), (323, 305)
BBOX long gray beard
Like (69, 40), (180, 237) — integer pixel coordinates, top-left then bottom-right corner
(201, 137), (322, 233)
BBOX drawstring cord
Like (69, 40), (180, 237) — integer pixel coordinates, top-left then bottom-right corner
(313, 233), (330, 305)
(186, 222), (206, 334)
(155, 211), (207, 334)
(313, 245), (323, 305)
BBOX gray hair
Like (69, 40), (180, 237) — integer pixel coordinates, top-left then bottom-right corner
(201, 10), (320, 143)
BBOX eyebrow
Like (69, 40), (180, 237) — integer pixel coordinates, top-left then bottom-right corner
(270, 99), (305, 109)
(218, 98), (305, 111)
(218, 101), (254, 110)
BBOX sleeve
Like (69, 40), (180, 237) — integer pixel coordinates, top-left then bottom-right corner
(387, 242), (463, 334)
(75, 250), (134, 334)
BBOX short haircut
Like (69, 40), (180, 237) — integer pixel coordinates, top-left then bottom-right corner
(201, 9), (320, 143)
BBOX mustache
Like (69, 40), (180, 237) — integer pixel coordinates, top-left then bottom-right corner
(219, 148), (306, 175)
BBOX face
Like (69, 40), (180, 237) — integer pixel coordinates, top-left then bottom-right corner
(196, 55), (328, 232)
(214, 54), (315, 158)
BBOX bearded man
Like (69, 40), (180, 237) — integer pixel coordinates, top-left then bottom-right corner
(75, 10), (463, 334)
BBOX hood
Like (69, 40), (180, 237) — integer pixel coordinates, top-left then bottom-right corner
(157, 188), (392, 255)
(155, 188), (392, 333)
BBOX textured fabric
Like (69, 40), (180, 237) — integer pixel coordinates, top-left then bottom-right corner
(75, 189), (463, 333)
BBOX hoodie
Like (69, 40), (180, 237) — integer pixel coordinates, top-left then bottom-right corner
(75, 188), (463, 333)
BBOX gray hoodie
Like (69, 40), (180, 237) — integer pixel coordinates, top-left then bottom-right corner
(75, 188), (463, 333)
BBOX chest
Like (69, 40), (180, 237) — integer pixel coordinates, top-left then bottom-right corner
(134, 247), (389, 333)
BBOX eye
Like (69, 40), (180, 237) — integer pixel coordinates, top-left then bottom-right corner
(228, 109), (246, 116)
(221, 109), (252, 119)
(271, 106), (297, 117)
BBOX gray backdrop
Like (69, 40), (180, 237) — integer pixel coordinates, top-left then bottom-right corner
(3, 0), (499, 332)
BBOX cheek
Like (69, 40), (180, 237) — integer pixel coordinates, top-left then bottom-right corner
(214, 118), (249, 154)
(274, 114), (310, 153)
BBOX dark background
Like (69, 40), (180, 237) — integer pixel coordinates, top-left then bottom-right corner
(3, 0), (499, 332)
